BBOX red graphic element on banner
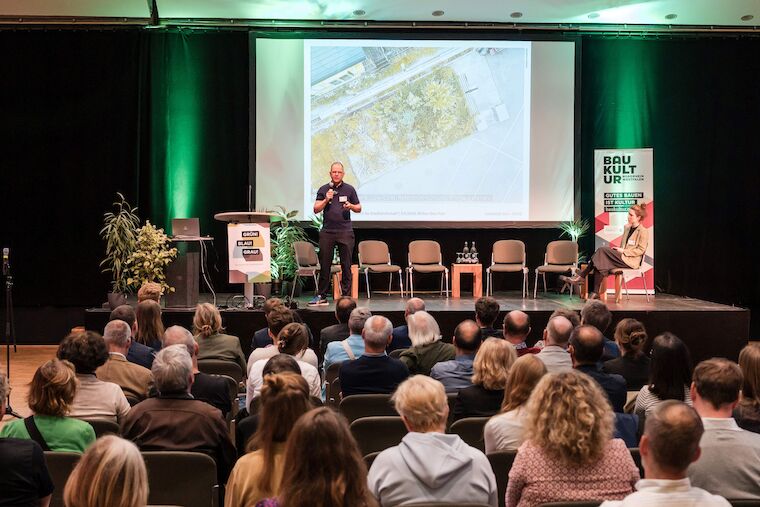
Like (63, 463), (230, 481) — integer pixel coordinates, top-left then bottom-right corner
(595, 212), (610, 233)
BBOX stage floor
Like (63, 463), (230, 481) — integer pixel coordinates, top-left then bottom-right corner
(84, 291), (749, 364)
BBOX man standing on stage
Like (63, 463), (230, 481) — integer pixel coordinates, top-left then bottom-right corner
(309, 161), (361, 306)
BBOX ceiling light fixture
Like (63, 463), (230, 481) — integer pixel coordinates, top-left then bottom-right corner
(741, 14), (754, 21)
(353, 9), (366, 16)
(432, 10), (445, 17)
(588, 13), (600, 19)
(664, 13), (678, 20)
(510, 12), (523, 19)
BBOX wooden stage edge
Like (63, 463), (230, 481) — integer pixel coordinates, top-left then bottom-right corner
(76, 291), (751, 366)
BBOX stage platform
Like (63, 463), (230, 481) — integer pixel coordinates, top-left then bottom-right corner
(83, 292), (750, 364)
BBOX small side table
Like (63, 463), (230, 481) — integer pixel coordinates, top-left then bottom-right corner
(452, 264), (483, 299)
(332, 264), (359, 300)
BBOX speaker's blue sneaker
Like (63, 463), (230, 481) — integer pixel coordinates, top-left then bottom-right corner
(308, 295), (329, 306)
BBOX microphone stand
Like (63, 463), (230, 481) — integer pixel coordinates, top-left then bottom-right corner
(3, 253), (21, 419)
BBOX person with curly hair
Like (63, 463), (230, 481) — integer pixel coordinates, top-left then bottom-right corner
(56, 330), (130, 423)
(603, 318), (651, 390)
(453, 338), (517, 421)
(193, 303), (247, 375)
(506, 370), (639, 507)
(484, 354), (547, 453)
(0, 359), (95, 453)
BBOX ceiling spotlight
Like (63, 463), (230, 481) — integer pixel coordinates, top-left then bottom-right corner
(353, 9), (365, 16)
(741, 14), (754, 21)
(664, 13), (678, 20)
(588, 13), (600, 19)
(510, 12), (523, 18)
(432, 10), (444, 17)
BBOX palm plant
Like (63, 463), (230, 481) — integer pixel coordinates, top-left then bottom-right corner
(270, 206), (312, 283)
(100, 193), (140, 294)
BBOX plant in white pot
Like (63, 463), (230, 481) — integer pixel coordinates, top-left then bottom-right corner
(100, 193), (140, 309)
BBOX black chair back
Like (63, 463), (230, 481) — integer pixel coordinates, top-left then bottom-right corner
(197, 359), (244, 384)
(340, 393), (397, 423)
(84, 418), (120, 437)
(487, 450), (518, 507)
(350, 416), (407, 455)
(44, 451), (80, 507)
(142, 451), (218, 507)
(448, 417), (489, 452)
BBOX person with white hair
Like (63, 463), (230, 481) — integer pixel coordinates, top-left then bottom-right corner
(323, 307), (372, 371)
(121, 344), (236, 483)
(389, 297), (426, 351)
(398, 311), (455, 375)
(96, 319), (153, 401)
(368, 375), (497, 506)
(339, 315), (410, 397)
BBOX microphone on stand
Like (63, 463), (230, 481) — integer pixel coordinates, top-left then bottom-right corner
(2, 248), (8, 277)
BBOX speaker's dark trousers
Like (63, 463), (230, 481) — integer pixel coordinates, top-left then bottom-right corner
(317, 229), (355, 298)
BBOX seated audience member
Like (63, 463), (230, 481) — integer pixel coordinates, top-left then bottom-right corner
(389, 297), (425, 352)
(581, 299), (620, 361)
(603, 318), (651, 390)
(248, 306), (314, 373)
(601, 400), (730, 507)
(256, 407), (377, 507)
(110, 305), (155, 369)
(453, 338), (517, 421)
(506, 370), (639, 506)
(339, 316), (410, 397)
(135, 299), (164, 351)
(0, 360), (95, 453)
(735, 342), (760, 433)
(535, 316), (574, 373)
(369, 376), (497, 506)
(430, 320), (482, 392)
(252, 297), (285, 350)
(226, 373), (313, 507)
(323, 307), (372, 371)
(63, 435), (148, 507)
(634, 332), (693, 418)
(57, 331), (130, 423)
(163, 325), (232, 417)
(570, 325), (627, 412)
(503, 311), (540, 356)
(0, 372), (54, 507)
(193, 302), (247, 375)
(484, 354), (547, 453)
(96, 319), (152, 401)
(247, 323), (321, 407)
(121, 345), (236, 483)
(475, 296), (502, 338)
(399, 311), (455, 375)
(137, 281), (162, 304)
(687, 358), (760, 499)
(318, 296), (356, 357)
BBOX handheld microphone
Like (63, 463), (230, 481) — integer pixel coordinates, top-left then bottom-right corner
(2, 247), (8, 276)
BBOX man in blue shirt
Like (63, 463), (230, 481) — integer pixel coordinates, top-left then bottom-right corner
(430, 320), (483, 393)
(580, 300), (621, 361)
(310, 161), (361, 306)
(323, 307), (372, 372)
(570, 325), (627, 412)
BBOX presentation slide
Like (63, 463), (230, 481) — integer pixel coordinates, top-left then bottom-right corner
(255, 38), (575, 227)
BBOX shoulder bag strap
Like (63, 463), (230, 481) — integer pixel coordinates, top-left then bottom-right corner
(340, 339), (356, 360)
(23, 416), (51, 451)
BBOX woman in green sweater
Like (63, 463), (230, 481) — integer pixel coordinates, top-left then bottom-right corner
(0, 359), (95, 453)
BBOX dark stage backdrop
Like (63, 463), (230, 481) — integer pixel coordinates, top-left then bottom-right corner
(1, 30), (759, 341)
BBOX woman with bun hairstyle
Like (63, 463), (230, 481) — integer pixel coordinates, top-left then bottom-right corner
(602, 318), (651, 390)
(564, 203), (649, 299)
(193, 303), (247, 375)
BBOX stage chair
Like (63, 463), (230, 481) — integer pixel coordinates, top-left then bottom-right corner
(350, 416), (407, 455)
(448, 417), (489, 452)
(44, 451), (80, 507)
(487, 450), (518, 507)
(340, 393), (398, 423)
(197, 359), (244, 384)
(603, 268), (651, 303)
(358, 240), (405, 298)
(291, 241), (340, 299)
(142, 451), (218, 507)
(487, 240), (528, 297)
(407, 240), (449, 298)
(84, 418), (120, 437)
(324, 361), (343, 406)
(533, 241), (578, 298)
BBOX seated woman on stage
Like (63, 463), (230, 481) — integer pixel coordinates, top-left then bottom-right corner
(565, 203), (649, 299)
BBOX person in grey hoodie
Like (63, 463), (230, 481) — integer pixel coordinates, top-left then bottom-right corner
(367, 375), (497, 507)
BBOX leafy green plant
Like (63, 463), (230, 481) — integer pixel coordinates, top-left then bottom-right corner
(100, 193), (140, 294)
(559, 218), (591, 262)
(126, 221), (178, 293)
(270, 206), (312, 282)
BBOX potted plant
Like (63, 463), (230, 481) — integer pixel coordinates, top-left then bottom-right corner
(559, 217), (591, 263)
(125, 220), (178, 295)
(270, 206), (312, 296)
(100, 193), (140, 309)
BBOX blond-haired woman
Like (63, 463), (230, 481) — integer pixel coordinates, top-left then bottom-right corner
(0, 359), (95, 453)
(735, 342), (760, 433)
(193, 302), (247, 375)
(399, 311), (455, 375)
(368, 376), (497, 506)
(506, 371), (639, 507)
(453, 338), (517, 421)
(484, 354), (546, 453)
(64, 435), (148, 507)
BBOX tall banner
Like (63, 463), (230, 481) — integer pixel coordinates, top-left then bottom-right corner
(594, 148), (654, 295)
(227, 222), (271, 284)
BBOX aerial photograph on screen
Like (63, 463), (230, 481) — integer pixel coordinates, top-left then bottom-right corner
(307, 41), (531, 221)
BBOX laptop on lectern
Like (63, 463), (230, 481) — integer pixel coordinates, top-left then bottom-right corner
(171, 218), (200, 238)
